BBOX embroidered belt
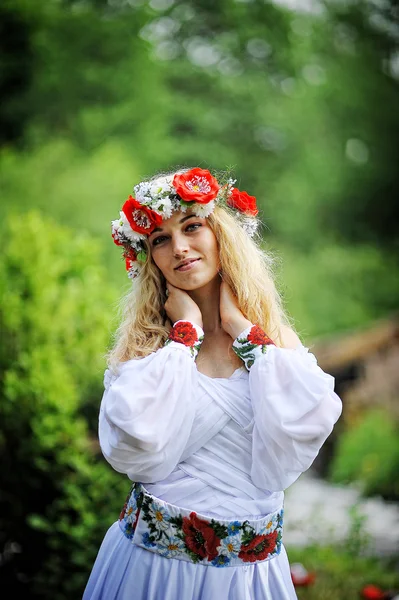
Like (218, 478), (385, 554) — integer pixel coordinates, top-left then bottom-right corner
(118, 483), (283, 568)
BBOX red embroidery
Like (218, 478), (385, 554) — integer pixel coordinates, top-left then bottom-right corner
(182, 512), (221, 561)
(238, 531), (279, 563)
(168, 322), (199, 347)
(247, 325), (275, 346)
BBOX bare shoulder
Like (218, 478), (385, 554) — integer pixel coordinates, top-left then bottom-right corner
(279, 325), (302, 349)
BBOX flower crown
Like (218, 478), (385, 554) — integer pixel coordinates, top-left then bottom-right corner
(111, 167), (259, 279)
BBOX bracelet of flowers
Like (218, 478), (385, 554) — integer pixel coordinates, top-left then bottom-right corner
(111, 167), (260, 279)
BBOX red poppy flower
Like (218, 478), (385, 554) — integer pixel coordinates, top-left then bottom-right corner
(173, 168), (219, 204)
(122, 195), (163, 235)
(227, 188), (258, 216)
(182, 512), (220, 561)
(122, 247), (138, 272)
(290, 563), (316, 587)
(238, 531), (278, 563)
(168, 322), (198, 347)
(125, 257), (137, 272)
(112, 231), (124, 247)
(247, 325), (275, 346)
(361, 585), (386, 600)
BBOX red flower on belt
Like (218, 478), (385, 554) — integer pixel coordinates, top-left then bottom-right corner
(182, 512), (221, 561)
(168, 321), (199, 347)
(238, 531), (278, 563)
(173, 168), (219, 204)
(247, 324), (275, 347)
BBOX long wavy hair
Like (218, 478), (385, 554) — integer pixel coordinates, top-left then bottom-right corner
(107, 177), (295, 369)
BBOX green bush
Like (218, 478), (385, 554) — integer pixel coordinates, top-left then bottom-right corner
(0, 211), (128, 599)
(328, 409), (399, 501)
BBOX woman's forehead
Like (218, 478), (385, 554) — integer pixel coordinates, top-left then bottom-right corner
(150, 211), (202, 234)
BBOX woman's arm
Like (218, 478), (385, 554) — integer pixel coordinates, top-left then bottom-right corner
(232, 324), (342, 492)
(99, 320), (203, 482)
(219, 281), (342, 492)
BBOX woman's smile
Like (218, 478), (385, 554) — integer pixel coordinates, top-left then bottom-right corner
(175, 258), (201, 272)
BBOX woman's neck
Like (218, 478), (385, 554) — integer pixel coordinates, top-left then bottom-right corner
(187, 276), (222, 334)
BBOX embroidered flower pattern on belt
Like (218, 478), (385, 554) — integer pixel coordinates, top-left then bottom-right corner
(232, 324), (275, 370)
(119, 483), (283, 568)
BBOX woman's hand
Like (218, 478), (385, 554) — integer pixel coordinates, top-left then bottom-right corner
(165, 282), (203, 328)
(220, 281), (252, 340)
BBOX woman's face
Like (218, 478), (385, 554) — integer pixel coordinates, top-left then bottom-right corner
(148, 211), (220, 291)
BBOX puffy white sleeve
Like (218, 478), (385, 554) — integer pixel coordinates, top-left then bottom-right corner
(233, 324), (342, 492)
(99, 320), (203, 483)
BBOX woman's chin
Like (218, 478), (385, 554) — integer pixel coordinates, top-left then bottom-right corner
(174, 273), (220, 292)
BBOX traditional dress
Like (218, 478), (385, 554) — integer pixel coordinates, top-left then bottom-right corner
(83, 322), (342, 600)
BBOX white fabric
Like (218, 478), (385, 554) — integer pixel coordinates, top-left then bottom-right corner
(86, 333), (342, 599)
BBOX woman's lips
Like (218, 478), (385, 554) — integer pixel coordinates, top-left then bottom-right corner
(175, 258), (201, 272)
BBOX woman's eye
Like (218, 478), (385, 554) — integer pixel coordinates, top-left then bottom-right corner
(186, 223), (202, 232)
(152, 235), (168, 246)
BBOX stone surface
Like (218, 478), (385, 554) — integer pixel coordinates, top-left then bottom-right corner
(284, 472), (399, 556)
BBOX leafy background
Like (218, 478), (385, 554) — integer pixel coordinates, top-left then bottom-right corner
(0, 0), (398, 597)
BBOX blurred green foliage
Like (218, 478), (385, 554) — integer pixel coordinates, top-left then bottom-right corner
(328, 409), (399, 501)
(288, 544), (399, 600)
(1, 0), (397, 340)
(0, 212), (127, 598)
(0, 0), (398, 597)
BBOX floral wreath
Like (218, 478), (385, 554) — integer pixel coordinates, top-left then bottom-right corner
(111, 167), (259, 279)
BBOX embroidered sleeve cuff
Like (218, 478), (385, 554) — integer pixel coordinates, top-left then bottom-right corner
(232, 324), (275, 371)
(164, 320), (204, 360)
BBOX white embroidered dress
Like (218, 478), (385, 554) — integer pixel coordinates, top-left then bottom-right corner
(83, 322), (342, 600)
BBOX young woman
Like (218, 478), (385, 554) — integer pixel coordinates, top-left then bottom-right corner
(83, 168), (342, 600)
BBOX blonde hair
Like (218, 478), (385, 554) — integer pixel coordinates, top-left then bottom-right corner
(107, 204), (294, 369)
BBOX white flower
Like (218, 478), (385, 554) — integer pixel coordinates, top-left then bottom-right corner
(149, 176), (173, 197)
(150, 503), (171, 532)
(241, 216), (258, 238)
(193, 200), (215, 218)
(119, 211), (145, 243)
(217, 535), (241, 557)
(134, 181), (151, 203)
(156, 535), (185, 559)
(152, 196), (173, 218)
(111, 218), (123, 240)
(127, 263), (141, 280)
(259, 515), (277, 534)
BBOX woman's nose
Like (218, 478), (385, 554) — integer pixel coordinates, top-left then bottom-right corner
(171, 233), (189, 257)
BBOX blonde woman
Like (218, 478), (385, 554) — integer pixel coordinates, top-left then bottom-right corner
(83, 168), (342, 600)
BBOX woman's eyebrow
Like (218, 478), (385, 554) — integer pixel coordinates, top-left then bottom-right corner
(151, 214), (196, 234)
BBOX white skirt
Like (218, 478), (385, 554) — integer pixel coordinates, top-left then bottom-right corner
(83, 521), (298, 600)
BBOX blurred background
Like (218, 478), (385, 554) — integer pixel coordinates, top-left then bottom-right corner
(0, 0), (398, 598)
